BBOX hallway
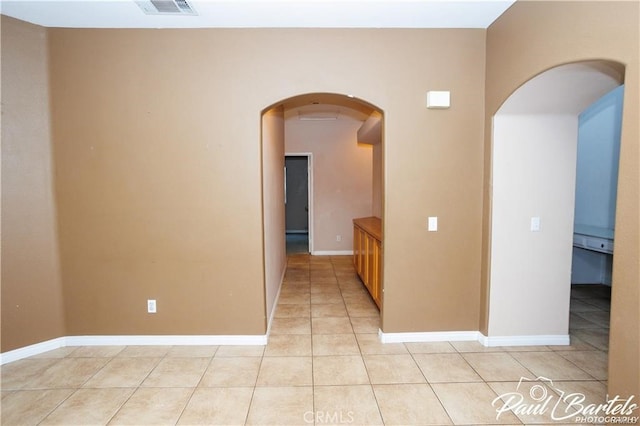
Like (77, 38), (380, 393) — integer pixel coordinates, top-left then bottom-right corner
(1, 255), (610, 425)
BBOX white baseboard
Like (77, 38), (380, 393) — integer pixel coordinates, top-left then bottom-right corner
(0, 337), (67, 365)
(379, 329), (480, 343)
(1, 334), (268, 365)
(65, 334), (268, 347)
(378, 330), (571, 347)
(1, 328), (569, 365)
(479, 334), (570, 347)
(312, 250), (353, 256)
(265, 265), (287, 336)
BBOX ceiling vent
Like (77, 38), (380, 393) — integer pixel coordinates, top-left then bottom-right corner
(135, 0), (197, 16)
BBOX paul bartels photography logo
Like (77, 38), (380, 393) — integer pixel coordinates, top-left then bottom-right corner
(492, 376), (639, 424)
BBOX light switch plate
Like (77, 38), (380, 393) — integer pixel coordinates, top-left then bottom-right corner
(531, 217), (541, 232)
(428, 217), (438, 232)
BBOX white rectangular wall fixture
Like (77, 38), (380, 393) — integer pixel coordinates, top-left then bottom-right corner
(426, 91), (450, 109)
(428, 216), (438, 231)
(530, 216), (541, 232)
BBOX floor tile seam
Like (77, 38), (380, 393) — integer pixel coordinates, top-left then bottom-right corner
(513, 348), (602, 381)
(572, 311), (610, 326)
(189, 353), (217, 390)
(444, 380), (528, 425)
(65, 352), (118, 392)
(544, 350), (603, 381)
(426, 382), (464, 426)
(308, 291), (317, 424)
(24, 386), (78, 426)
(136, 351), (178, 389)
(242, 344), (269, 425)
(577, 297), (612, 310)
(364, 379), (388, 425)
(250, 384), (315, 388)
(173, 384), (208, 426)
(84, 385), (136, 426)
(195, 384), (256, 389)
(499, 350), (546, 383)
(570, 326), (611, 333)
(459, 350), (534, 384)
(243, 384), (258, 425)
(554, 349), (607, 357)
(67, 345), (126, 358)
(408, 350), (438, 385)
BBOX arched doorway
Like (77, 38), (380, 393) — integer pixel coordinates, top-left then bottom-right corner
(486, 61), (624, 348)
(261, 93), (385, 324)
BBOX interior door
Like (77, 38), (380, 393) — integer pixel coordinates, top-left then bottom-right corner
(285, 156), (309, 233)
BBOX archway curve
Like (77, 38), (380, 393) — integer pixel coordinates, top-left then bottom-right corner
(261, 92), (384, 117)
(486, 59), (625, 345)
(261, 91), (385, 325)
(497, 60), (625, 115)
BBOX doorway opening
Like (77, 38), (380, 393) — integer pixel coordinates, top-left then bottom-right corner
(486, 60), (625, 370)
(285, 154), (312, 254)
(261, 92), (384, 323)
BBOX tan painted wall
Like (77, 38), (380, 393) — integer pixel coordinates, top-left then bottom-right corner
(1, 17), (66, 351)
(262, 107), (286, 322)
(372, 142), (383, 219)
(484, 0), (639, 398)
(49, 29), (268, 336)
(285, 116), (373, 253)
(44, 27), (486, 338)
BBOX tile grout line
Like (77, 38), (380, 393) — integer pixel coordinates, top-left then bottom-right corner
(172, 348), (219, 426)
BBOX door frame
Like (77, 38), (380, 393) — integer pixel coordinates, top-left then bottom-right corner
(285, 152), (314, 254)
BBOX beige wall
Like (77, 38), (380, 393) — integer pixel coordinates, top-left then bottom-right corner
(372, 143), (383, 219)
(382, 32), (486, 332)
(262, 107), (286, 322)
(489, 114), (577, 336)
(1, 17), (66, 351)
(285, 116), (373, 253)
(49, 29), (269, 336)
(42, 27), (486, 339)
(484, 0), (639, 398)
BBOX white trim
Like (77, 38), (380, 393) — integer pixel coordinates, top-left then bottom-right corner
(0, 337), (67, 365)
(378, 329), (480, 343)
(378, 330), (570, 347)
(1, 334), (268, 365)
(479, 334), (570, 347)
(312, 250), (353, 256)
(265, 266), (286, 337)
(65, 335), (268, 347)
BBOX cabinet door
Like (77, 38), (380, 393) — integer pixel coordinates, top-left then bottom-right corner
(372, 239), (382, 307)
(353, 226), (360, 269)
(355, 226), (366, 278)
(365, 233), (375, 292)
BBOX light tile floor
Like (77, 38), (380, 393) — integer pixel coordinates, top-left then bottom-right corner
(1, 255), (611, 425)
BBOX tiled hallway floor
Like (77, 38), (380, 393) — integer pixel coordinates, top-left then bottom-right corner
(1, 255), (611, 425)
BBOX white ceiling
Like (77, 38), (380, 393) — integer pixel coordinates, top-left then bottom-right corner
(0, 0), (516, 29)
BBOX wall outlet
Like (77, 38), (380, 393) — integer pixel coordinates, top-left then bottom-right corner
(336, 235), (342, 242)
(147, 299), (157, 313)
(428, 216), (438, 232)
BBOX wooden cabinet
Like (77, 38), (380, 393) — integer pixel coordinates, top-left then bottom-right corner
(353, 217), (382, 308)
